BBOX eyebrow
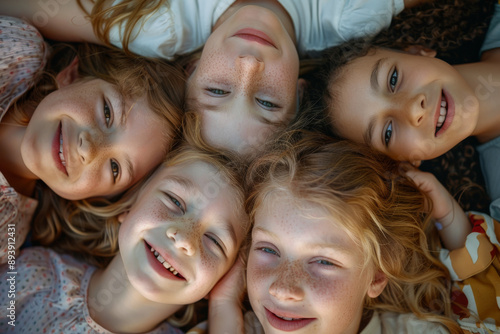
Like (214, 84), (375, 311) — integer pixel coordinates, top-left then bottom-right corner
(364, 57), (388, 147)
(164, 175), (199, 193)
(370, 57), (386, 92)
(123, 155), (134, 184)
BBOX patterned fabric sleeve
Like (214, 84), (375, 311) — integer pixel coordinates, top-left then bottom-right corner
(439, 212), (500, 333)
(0, 173), (37, 265)
(0, 15), (48, 120)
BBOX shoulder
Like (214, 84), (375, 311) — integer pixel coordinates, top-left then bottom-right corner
(368, 311), (449, 333)
(0, 15), (49, 117)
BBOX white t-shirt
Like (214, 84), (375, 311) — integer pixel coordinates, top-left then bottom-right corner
(109, 0), (404, 59)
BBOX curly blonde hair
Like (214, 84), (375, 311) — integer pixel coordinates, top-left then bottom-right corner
(245, 130), (461, 333)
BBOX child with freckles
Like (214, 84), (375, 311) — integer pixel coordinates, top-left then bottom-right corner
(206, 130), (499, 334)
(0, 113), (251, 333)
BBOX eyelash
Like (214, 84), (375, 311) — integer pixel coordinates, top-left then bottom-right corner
(258, 246), (279, 256)
(206, 234), (225, 253)
(315, 259), (335, 266)
(389, 68), (398, 92)
(384, 121), (393, 147)
(104, 100), (112, 126)
(256, 98), (279, 110)
(207, 88), (229, 96)
(167, 194), (185, 213)
(110, 160), (119, 182)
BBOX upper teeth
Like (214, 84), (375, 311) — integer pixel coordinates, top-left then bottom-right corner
(436, 97), (447, 129)
(277, 315), (299, 321)
(59, 133), (66, 166)
(150, 247), (180, 276)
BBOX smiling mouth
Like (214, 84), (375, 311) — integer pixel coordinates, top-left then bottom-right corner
(59, 132), (66, 167)
(435, 93), (448, 135)
(149, 246), (185, 279)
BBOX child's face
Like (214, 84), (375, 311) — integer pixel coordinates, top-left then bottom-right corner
(247, 194), (382, 334)
(187, 5), (300, 155)
(330, 48), (479, 162)
(118, 160), (247, 305)
(21, 78), (168, 200)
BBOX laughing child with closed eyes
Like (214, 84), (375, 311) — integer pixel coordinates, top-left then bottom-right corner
(0, 115), (250, 333)
(1, 0), (426, 155)
(304, 2), (500, 221)
(207, 130), (462, 334)
(0, 16), (185, 265)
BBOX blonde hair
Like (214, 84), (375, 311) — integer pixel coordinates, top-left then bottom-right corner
(246, 130), (461, 333)
(77, 0), (169, 54)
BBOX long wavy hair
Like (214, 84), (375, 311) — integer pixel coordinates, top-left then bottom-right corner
(29, 42), (186, 266)
(245, 130), (461, 333)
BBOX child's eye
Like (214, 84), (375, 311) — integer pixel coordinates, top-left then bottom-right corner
(256, 98), (279, 110)
(315, 259), (335, 266)
(259, 247), (278, 256)
(206, 234), (224, 253)
(384, 121), (393, 147)
(168, 195), (183, 210)
(207, 88), (229, 96)
(104, 101), (112, 126)
(110, 160), (119, 182)
(389, 68), (398, 92)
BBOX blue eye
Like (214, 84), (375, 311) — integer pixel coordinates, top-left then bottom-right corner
(389, 68), (398, 92)
(316, 259), (334, 266)
(110, 160), (119, 182)
(169, 196), (182, 209)
(259, 247), (278, 256)
(384, 122), (393, 146)
(104, 101), (112, 126)
(207, 88), (228, 95)
(256, 98), (278, 109)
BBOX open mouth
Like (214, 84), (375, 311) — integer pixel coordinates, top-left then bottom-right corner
(148, 243), (185, 279)
(435, 92), (448, 135)
(53, 122), (68, 175)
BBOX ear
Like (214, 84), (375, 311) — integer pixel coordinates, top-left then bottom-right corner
(56, 56), (80, 87)
(404, 45), (437, 58)
(367, 270), (388, 298)
(117, 211), (129, 224)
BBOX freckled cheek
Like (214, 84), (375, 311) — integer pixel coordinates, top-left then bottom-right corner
(247, 257), (273, 296)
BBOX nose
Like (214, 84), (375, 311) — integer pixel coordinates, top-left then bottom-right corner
(237, 55), (264, 90)
(405, 92), (427, 127)
(77, 130), (101, 164)
(268, 262), (305, 302)
(166, 227), (195, 256)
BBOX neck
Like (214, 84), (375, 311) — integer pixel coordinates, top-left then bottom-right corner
(0, 117), (38, 196)
(455, 60), (500, 143)
(88, 256), (183, 333)
(214, 0), (296, 43)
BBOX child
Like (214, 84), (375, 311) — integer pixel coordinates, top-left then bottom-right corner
(207, 130), (461, 333)
(0, 127), (250, 333)
(304, 2), (500, 221)
(0, 16), (185, 264)
(0, 0), (425, 155)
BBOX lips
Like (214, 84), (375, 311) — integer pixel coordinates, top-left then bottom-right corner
(233, 28), (277, 48)
(265, 307), (315, 331)
(144, 241), (185, 280)
(52, 122), (68, 175)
